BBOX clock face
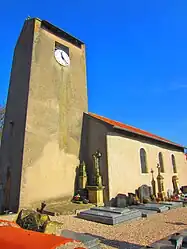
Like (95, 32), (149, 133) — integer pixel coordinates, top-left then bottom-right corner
(54, 49), (70, 67)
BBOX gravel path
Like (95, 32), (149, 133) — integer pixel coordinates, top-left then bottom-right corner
(50, 207), (187, 249)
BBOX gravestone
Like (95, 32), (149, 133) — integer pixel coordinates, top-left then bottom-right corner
(181, 186), (187, 194)
(77, 206), (142, 225)
(116, 194), (129, 208)
(128, 193), (135, 206)
(149, 186), (153, 196)
(138, 185), (152, 203)
(61, 230), (101, 249)
(167, 189), (173, 198)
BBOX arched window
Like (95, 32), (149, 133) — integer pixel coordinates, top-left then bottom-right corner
(171, 154), (177, 173)
(158, 152), (164, 173)
(140, 148), (148, 173)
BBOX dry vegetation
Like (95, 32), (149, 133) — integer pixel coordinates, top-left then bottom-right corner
(28, 197), (95, 215)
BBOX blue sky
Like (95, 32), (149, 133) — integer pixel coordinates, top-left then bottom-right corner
(0, 1), (187, 146)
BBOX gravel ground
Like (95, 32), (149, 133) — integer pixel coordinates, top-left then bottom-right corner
(2, 207), (187, 248)
(49, 207), (187, 249)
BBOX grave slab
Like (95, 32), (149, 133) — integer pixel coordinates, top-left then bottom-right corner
(169, 200), (187, 207)
(61, 230), (101, 249)
(151, 239), (181, 248)
(170, 230), (187, 247)
(90, 206), (133, 214)
(160, 201), (183, 209)
(143, 243), (176, 248)
(130, 208), (157, 217)
(91, 206), (157, 218)
(181, 200), (187, 207)
(129, 203), (169, 213)
(148, 230), (187, 248)
(77, 207), (142, 225)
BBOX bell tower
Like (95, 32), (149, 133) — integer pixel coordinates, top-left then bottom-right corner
(0, 18), (88, 212)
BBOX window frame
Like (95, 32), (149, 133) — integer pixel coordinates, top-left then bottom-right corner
(171, 154), (177, 173)
(158, 152), (165, 173)
(140, 148), (148, 174)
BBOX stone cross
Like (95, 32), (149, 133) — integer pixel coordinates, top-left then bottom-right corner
(92, 150), (102, 176)
(157, 163), (161, 175)
(151, 168), (154, 180)
(150, 168), (156, 196)
(79, 161), (87, 177)
(92, 150), (102, 186)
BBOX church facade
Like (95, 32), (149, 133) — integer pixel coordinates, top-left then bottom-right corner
(81, 113), (187, 204)
(0, 18), (186, 212)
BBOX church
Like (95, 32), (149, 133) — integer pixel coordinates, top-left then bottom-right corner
(0, 18), (186, 212)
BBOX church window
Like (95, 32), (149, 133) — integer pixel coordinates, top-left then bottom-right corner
(171, 154), (177, 173)
(158, 152), (164, 173)
(140, 148), (148, 173)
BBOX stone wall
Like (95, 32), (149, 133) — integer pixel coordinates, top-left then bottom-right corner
(80, 114), (111, 204)
(0, 18), (88, 211)
(0, 19), (35, 212)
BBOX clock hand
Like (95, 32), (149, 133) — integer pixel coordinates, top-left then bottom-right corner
(61, 51), (68, 65)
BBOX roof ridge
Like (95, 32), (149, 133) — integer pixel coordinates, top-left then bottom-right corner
(88, 112), (183, 148)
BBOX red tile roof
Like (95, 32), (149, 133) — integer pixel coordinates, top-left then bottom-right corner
(88, 113), (183, 148)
